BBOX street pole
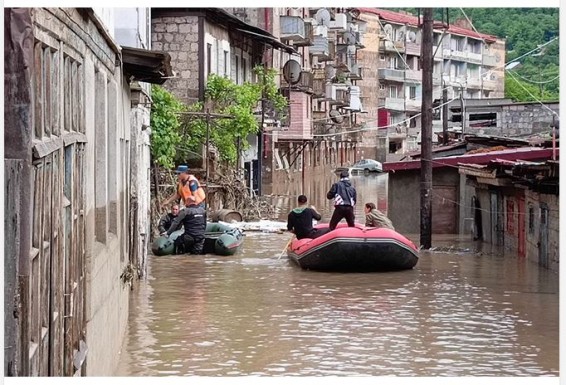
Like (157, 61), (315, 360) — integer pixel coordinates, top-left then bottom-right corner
(442, 82), (448, 145)
(420, 8), (434, 250)
(205, 108), (210, 210)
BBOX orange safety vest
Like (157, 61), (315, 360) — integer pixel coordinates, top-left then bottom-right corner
(178, 174), (206, 206)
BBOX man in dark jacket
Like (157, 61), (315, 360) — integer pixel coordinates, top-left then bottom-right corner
(158, 204), (180, 235)
(166, 196), (206, 254)
(287, 195), (328, 240)
(327, 170), (357, 231)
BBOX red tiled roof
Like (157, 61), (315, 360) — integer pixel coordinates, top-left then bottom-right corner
(359, 8), (498, 43)
(383, 147), (558, 172)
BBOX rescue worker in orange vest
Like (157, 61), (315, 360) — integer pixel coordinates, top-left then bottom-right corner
(162, 164), (206, 210)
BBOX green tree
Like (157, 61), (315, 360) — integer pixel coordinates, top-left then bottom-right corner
(179, 66), (288, 165)
(150, 85), (185, 168)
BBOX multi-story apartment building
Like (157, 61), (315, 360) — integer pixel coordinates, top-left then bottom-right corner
(265, 7), (369, 191)
(358, 8), (506, 162)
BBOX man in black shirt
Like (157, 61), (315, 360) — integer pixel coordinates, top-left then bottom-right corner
(327, 170), (357, 231)
(287, 195), (328, 240)
(158, 204), (180, 235)
(166, 196), (206, 254)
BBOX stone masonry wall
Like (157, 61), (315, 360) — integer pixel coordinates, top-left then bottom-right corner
(151, 16), (200, 105)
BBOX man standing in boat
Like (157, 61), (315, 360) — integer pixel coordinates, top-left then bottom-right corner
(287, 195), (328, 240)
(161, 164), (206, 210)
(327, 170), (357, 231)
(165, 196), (206, 254)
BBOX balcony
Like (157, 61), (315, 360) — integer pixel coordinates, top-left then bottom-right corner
(312, 78), (326, 98)
(298, 71), (314, 92)
(467, 51), (482, 64)
(379, 97), (405, 111)
(294, 22), (314, 47)
(310, 35), (329, 57)
(378, 68), (405, 82)
(280, 16), (305, 42)
(450, 50), (467, 62)
(405, 41), (420, 56)
(466, 77), (481, 89)
(380, 40), (405, 53)
(483, 53), (497, 67)
(349, 64), (364, 80)
(482, 78), (497, 91)
(405, 99), (421, 112)
(405, 69), (422, 83)
(432, 45), (443, 60)
(326, 83), (349, 106)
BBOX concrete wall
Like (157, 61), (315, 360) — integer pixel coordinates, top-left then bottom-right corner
(81, 22), (131, 376)
(525, 190), (559, 272)
(500, 102), (559, 134)
(151, 15), (200, 105)
(387, 167), (460, 234)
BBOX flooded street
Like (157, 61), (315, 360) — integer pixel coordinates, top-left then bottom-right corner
(115, 172), (559, 376)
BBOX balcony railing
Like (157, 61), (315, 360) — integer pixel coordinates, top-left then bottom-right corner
(380, 40), (405, 53)
(378, 68), (405, 82)
(293, 22), (314, 47)
(280, 16), (305, 42)
(379, 97), (405, 111)
(482, 78), (497, 91)
(466, 77), (481, 89)
(405, 41), (420, 56)
(405, 99), (421, 112)
(349, 64), (364, 80)
(405, 69), (422, 83)
(467, 52), (482, 64)
(312, 78), (326, 98)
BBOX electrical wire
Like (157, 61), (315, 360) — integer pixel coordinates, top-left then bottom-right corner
(506, 71), (559, 117)
(507, 71), (560, 85)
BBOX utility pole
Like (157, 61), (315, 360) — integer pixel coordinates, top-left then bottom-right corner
(442, 82), (448, 145)
(420, 8), (434, 249)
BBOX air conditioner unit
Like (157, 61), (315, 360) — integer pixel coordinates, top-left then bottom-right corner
(314, 25), (328, 38)
(329, 13), (347, 31)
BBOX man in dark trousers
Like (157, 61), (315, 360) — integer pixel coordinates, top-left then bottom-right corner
(166, 196), (207, 254)
(327, 170), (357, 231)
(287, 195), (328, 240)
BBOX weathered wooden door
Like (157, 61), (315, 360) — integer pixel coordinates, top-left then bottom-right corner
(490, 191), (504, 246)
(63, 143), (87, 376)
(517, 196), (525, 258)
(432, 186), (458, 234)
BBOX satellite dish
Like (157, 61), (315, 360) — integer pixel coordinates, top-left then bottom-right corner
(344, 31), (357, 45)
(330, 109), (344, 124)
(282, 60), (302, 85)
(315, 9), (331, 26)
(324, 65), (336, 80)
(383, 24), (393, 38)
(408, 31), (417, 42)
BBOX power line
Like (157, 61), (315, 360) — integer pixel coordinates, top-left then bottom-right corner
(506, 71), (559, 117)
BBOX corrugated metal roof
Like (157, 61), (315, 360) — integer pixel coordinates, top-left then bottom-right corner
(383, 147), (558, 172)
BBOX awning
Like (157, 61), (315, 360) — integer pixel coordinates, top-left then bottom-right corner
(235, 28), (297, 54)
(121, 46), (173, 85)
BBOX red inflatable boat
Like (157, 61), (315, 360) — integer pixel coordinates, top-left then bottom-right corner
(287, 223), (419, 272)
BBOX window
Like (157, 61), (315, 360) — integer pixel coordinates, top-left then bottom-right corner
(528, 205), (535, 234)
(409, 115), (417, 128)
(235, 55), (240, 84)
(380, 54), (385, 61)
(224, 51), (229, 77)
(409, 86), (416, 100)
(207, 43), (212, 75)
(242, 58), (247, 83)
(389, 86), (397, 98)
(379, 84), (385, 90)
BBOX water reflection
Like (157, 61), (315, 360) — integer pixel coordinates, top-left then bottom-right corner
(116, 231), (558, 376)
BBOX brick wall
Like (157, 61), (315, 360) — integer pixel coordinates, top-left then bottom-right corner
(151, 16), (200, 105)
